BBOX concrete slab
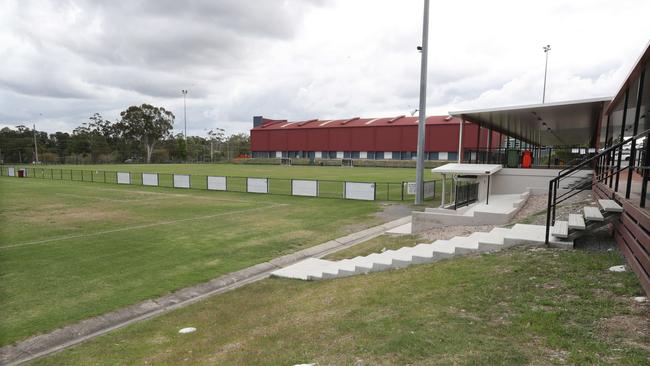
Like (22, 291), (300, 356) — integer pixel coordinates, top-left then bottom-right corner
(386, 223), (412, 235)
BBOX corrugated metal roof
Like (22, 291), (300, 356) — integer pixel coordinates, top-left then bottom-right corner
(252, 115), (459, 130)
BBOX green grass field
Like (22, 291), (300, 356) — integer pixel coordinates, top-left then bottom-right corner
(31, 247), (648, 365)
(19, 163), (434, 182)
(7, 163), (447, 201)
(0, 175), (394, 347)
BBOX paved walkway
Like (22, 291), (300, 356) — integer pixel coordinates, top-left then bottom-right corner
(0, 216), (410, 366)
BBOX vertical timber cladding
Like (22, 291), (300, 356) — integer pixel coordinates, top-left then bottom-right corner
(617, 200), (650, 295)
(597, 181), (650, 295)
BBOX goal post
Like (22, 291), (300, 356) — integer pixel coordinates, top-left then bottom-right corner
(281, 158), (292, 166)
(341, 158), (354, 167)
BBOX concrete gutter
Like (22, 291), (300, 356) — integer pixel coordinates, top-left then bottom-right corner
(0, 216), (411, 366)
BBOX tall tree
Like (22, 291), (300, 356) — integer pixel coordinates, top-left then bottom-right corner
(117, 104), (174, 163)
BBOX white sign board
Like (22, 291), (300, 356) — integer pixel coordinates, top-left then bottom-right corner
(345, 182), (375, 201)
(424, 181), (436, 199)
(207, 176), (227, 191)
(406, 182), (416, 195)
(247, 178), (268, 193)
(174, 174), (191, 188)
(292, 180), (318, 197)
(117, 172), (130, 184)
(7, 167), (15, 177)
(142, 173), (158, 186)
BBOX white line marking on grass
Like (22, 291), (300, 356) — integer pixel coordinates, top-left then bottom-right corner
(73, 186), (262, 204)
(54, 193), (173, 203)
(0, 203), (287, 250)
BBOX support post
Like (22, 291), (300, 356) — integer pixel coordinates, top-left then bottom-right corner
(601, 115), (611, 180)
(641, 136), (649, 208)
(615, 89), (629, 192)
(626, 70), (645, 199)
(440, 174), (446, 207)
(487, 128), (492, 164)
(457, 118), (464, 163)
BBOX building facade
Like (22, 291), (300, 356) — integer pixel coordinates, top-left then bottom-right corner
(250, 115), (501, 160)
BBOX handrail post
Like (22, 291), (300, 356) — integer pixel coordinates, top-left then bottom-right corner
(545, 179), (553, 245)
(552, 180), (558, 224)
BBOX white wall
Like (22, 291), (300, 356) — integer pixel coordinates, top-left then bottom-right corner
(360, 151), (367, 159)
(384, 152), (392, 160)
(336, 151), (344, 159)
(315, 151), (322, 158)
(275, 151), (282, 158)
(491, 168), (593, 194)
(438, 152), (448, 161)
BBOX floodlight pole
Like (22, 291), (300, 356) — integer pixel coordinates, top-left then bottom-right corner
(542, 45), (551, 103)
(33, 124), (39, 163)
(181, 89), (188, 139)
(415, 0), (430, 204)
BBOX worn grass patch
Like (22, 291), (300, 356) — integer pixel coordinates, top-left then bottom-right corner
(0, 177), (383, 346)
(32, 248), (648, 365)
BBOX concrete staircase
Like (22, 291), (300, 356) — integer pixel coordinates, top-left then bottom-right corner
(272, 223), (572, 281)
(273, 199), (623, 281)
(550, 199), (622, 240)
(411, 191), (531, 233)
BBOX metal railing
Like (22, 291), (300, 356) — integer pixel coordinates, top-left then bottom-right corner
(545, 128), (650, 244)
(463, 146), (597, 169)
(454, 181), (479, 209)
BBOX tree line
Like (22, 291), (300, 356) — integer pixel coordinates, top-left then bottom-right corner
(0, 104), (250, 164)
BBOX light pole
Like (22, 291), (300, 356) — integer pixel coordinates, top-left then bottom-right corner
(415, 0), (430, 204)
(181, 90), (188, 139)
(33, 124), (39, 163)
(542, 45), (551, 103)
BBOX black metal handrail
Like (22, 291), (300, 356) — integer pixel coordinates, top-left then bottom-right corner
(545, 128), (650, 244)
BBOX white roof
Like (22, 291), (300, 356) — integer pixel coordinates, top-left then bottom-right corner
(432, 163), (502, 176)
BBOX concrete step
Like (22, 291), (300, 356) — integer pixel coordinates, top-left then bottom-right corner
(598, 199), (623, 213)
(584, 206), (604, 222)
(568, 214), (586, 230)
(551, 220), (569, 239)
(271, 223), (573, 281)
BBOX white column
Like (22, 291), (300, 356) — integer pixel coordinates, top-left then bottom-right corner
(440, 174), (446, 207)
(457, 118), (464, 163)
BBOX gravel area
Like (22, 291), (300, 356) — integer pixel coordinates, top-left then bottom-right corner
(417, 191), (596, 242)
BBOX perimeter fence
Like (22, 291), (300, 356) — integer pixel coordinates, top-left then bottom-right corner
(0, 165), (448, 203)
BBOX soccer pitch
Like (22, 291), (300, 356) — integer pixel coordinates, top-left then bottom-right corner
(0, 173), (391, 347)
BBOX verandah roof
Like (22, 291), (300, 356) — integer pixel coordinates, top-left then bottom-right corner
(449, 97), (611, 147)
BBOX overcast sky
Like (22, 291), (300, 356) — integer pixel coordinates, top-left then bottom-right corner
(1, 0), (649, 137)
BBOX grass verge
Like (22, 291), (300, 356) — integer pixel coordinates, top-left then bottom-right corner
(31, 247), (648, 365)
